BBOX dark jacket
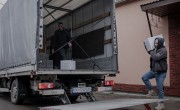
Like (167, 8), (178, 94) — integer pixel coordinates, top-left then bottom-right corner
(53, 29), (71, 50)
(49, 35), (55, 60)
(150, 38), (168, 72)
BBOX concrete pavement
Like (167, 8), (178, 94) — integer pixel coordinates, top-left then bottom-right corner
(0, 92), (179, 110)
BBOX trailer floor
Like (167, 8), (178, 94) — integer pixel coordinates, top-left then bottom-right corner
(40, 98), (167, 110)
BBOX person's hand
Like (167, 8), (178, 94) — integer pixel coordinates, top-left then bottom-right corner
(148, 50), (153, 54)
(52, 49), (54, 53)
(68, 42), (72, 47)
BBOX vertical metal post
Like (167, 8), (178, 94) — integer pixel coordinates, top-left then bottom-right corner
(71, 12), (73, 39)
(146, 11), (153, 37)
(70, 12), (73, 60)
(39, 0), (44, 49)
(111, 0), (118, 72)
(112, 0), (118, 55)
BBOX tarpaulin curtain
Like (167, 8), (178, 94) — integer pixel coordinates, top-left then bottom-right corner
(0, 0), (38, 69)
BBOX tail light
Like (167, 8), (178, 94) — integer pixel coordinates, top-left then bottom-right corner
(38, 83), (54, 90)
(104, 80), (114, 86)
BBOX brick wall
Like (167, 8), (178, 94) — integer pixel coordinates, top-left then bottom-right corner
(113, 14), (180, 96)
(168, 14), (180, 96)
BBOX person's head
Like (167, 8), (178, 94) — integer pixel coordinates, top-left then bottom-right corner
(154, 37), (165, 49)
(58, 22), (64, 30)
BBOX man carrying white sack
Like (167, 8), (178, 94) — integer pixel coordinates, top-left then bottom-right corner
(142, 37), (168, 110)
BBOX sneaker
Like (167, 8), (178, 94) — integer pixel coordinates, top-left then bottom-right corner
(146, 90), (157, 97)
(155, 103), (165, 110)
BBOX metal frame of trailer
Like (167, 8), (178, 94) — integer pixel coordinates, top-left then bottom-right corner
(0, 0), (118, 77)
(0, 66), (116, 78)
(0, 0), (118, 105)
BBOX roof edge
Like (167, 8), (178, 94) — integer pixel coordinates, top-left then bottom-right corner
(141, 0), (180, 11)
(116, 0), (140, 7)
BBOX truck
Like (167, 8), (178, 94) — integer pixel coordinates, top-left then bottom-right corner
(0, 0), (118, 104)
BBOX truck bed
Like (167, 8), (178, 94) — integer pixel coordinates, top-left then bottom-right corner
(37, 69), (116, 75)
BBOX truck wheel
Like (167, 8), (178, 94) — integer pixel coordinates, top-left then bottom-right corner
(10, 78), (27, 104)
(69, 95), (79, 102)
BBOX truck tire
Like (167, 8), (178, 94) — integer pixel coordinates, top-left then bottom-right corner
(10, 78), (27, 104)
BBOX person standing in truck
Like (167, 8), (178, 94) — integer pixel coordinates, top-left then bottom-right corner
(52, 22), (72, 69)
(142, 38), (168, 110)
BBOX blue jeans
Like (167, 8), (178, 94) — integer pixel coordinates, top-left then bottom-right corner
(142, 71), (166, 99)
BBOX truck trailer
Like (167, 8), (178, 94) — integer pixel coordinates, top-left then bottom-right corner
(0, 0), (118, 104)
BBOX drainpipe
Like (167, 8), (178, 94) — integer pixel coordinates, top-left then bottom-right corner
(146, 11), (153, 37)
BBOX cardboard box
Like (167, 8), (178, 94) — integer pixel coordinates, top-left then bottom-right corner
(61, 60), (76, 70)
(46, 60), (53, 68)
(144, 35), (165, 52)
